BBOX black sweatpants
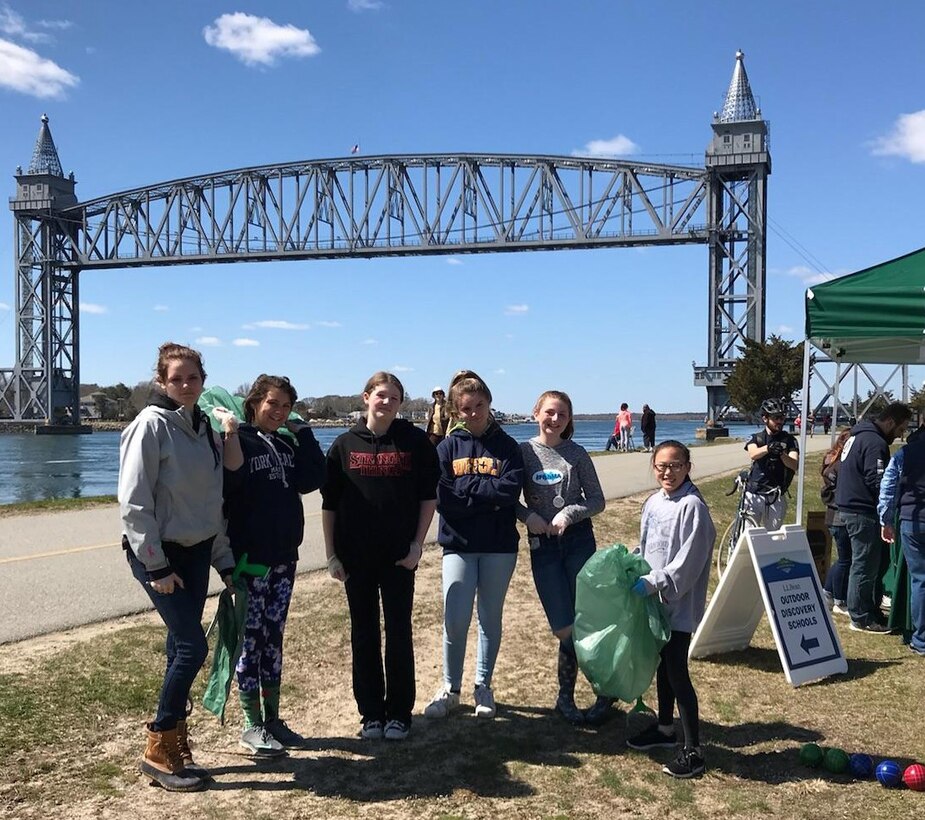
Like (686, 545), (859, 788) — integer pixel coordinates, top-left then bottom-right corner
(344, 562), (416, 725)
(656, 630), (699, 748)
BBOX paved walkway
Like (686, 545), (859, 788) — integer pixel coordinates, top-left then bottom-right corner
(0, 435), (831, 644)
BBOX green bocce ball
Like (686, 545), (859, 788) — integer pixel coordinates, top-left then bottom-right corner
(800, 743), (824, 768)
(823, 747), (850, 774)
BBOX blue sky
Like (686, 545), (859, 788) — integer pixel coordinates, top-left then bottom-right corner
(1, 1), (924, 414)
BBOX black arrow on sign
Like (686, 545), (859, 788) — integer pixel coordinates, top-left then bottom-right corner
(800, 634), (820, 654)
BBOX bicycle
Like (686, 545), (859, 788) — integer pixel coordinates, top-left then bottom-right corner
(716, 470), (758, 576)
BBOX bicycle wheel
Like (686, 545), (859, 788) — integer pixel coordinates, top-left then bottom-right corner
(716, 513), (757, 577)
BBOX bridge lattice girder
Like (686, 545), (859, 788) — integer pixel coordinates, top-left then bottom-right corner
(52, 154), (711, 268)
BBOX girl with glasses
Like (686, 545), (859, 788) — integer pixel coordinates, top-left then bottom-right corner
(626, 440), (716, 779)
(518, 390), (611, 725)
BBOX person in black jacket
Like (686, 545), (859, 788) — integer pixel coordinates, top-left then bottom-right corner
(223, 375), (326, 755)
(640, 404), (657, 452)
(424, 370), (525, 722)
(321, 372), (439, 742)
(835, 402), (911, 632)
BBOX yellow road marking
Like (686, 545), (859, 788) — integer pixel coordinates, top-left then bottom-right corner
(0, 510), (324, 565)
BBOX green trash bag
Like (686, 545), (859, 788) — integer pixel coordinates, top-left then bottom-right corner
(573, 544), (672, 702)
(202, 579), (249, 723)
(198, 385), (304, 441)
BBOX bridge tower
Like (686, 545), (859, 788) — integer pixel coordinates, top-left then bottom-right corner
(694, 51), (771, 421)
(5, 115), (82, 427)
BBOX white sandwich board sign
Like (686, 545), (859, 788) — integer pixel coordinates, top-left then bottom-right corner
(689, 524), (847, 686)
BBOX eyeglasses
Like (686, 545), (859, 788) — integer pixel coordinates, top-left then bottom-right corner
(654, 461), (687, 473)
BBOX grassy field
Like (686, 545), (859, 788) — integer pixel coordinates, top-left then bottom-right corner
(2, 455), (924, 819)
(0, 495), (117, 518)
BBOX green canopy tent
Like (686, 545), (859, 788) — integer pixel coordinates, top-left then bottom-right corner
(796, 245), (925, 520)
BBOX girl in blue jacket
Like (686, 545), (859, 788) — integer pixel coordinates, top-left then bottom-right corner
(223, 375), (325, 756)
(424, 370), (525, 721)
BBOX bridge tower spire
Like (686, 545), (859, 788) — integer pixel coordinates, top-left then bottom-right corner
(694, 50), (771, 422)
(3, 114), (83, 428)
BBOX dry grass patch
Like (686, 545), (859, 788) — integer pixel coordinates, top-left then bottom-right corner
(2, 456), (925, 818)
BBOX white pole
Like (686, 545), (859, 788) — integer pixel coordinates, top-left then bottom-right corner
(795, 339), (812, 524)
(833, 359), (841, 445)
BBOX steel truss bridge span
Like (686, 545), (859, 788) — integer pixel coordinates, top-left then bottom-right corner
(62, 154), (710, 268)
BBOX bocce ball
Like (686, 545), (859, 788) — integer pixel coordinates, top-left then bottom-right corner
(823, 748), (850, 774)
(876, 760), (903, 788)
(903, 763), (925, 792)
(848, 753), (874, 779)
(799, 743), (824, 768)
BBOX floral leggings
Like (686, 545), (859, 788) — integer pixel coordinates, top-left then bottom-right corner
(235, 561), (297, 693)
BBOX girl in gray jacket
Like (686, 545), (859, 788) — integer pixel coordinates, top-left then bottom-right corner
(626, 440), (715, 779)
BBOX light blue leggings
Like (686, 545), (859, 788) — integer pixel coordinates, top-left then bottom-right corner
(441, 551), (517, 690)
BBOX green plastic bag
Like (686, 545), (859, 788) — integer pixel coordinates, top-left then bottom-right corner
(202, 580), (249, 723)
(198, 385), (304, 441)
(573, 544), (671, 702)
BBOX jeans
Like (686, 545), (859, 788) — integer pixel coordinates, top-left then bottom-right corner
(824, 524), (852, 604)
(899, 520), (925, 653)
(529, 521), (596, 633)
(127, 539), (214, 731)
(843, 511), (887, 626)
(442, 551), (517, 690)
(344, 562), (416, 724)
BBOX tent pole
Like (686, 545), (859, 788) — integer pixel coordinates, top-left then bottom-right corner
(833, 359), (841, 445)
(795, 339), (812, 524)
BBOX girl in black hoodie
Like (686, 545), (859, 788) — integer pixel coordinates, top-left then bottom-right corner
(223, 375), (325, 756)
(321, 372), (440, 741)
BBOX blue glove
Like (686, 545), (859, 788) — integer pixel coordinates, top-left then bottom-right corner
(631, 578), (649, 597)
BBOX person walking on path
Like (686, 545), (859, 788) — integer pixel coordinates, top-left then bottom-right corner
(425, 370), (524, 721)
(222, 375), (326, 757)
(618, 403), (633, 452)
(836, 402), (911, 633)
(322, 372), (440, 741)
(821, 430), (852, 616)
(119, 342), (237, 792)
(425, 386), (450, 446)
(640, 404), (657, 452)
(518, 390), (611, 726)
(626, 440), (716, 779)
(743, 398), (800, 530)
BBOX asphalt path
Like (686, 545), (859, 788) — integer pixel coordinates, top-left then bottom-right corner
(0, 436), (830, 644)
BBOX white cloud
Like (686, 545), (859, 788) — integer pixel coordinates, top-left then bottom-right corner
(392, 364), (414, 372)
(196, 336), (222, 347)
(348, 0), (384, 11)
(233, 338), (260, 347)
(871, 110), (925, 164)
(0, 5), (45, 42)
(0, 301), (9, 310)
(776, 324), (795, 335)
(362, 338), (379, 345)
(781, 265), (837, 286)
(203, 12), (320, 67)
(37, 19), (73, 31)
(0, 38), (79, 98)
(79, 302), (107, 314)
(446, 257), (463, 266)
(153, 304), (169, 312)
(572, 134), (639, 158)
(253, 319), (310, 330)
(315, 320), (342, 328)
(494, 368), (506, 375)
(190, 326), (203, 333)
(504, 304), (529, 316)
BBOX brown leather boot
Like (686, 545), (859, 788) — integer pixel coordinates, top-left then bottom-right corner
(176, 719), (212, 780)
(141, 723), (206, 792)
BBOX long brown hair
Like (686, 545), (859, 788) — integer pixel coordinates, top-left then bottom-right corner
(155, 342), (206, 383)
(447, 370), (491, 419)
(363, 371), (405, 403)
(243, 375), (298, 423)
(821, 429), (851, 472)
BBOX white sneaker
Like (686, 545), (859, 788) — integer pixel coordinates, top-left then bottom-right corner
(360, 720), (384, 739)
(383, 719), (410, 741)
(474, 684), (496, 719)
(240, 725), (287, 757)
(424, 686), (460, 719)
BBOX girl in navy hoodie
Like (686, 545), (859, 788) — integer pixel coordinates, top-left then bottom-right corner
(424, 370), (525, 721)
(223, 375), (325, 756)
(321, 372), (440, 741)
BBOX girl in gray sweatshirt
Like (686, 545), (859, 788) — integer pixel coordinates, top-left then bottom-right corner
(626, 440), (715, 780)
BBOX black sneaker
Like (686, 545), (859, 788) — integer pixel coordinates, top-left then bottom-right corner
(555, 695), (586, 726)
(265, 718), (306, 749)
(663, 746), (706, 779)
(626, 724), (677, 750)
(849, 621), (893, 634)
